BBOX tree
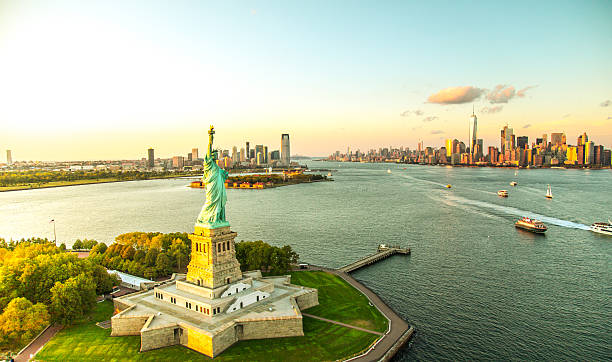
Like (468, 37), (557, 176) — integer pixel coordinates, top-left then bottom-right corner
(120, 246), (135, 260)
(144, 248), (159, 267)
(72, 239), (83, 250)
(155, 253), (172, 276)
(59, 243), (66, 251)
(170, 239), (189, 271)
(133, 249), (146, 263)
(90, 263), (119, 295)
(50, 273), (96, 325)
(90, 242), (107, 256)
(0, 297), (49, 349)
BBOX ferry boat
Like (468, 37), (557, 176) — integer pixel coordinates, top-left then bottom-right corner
(546, 184), (553, 199)
(445, 184), (452, 189)
(510, 181), (518, 186)
(590, 221), (612, 236)
(497, 190), (508, 197)
(515, 217), (548, 233)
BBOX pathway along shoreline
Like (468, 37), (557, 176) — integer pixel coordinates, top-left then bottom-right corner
(308, 265), (413, 361)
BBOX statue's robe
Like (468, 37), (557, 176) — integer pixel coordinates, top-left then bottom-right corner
(196, 153), (229, 227)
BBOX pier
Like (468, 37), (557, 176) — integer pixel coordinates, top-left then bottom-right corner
(339, 244), (411, 273)
(304, 244), (413, 361)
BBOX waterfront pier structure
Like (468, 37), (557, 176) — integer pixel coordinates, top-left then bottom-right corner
(339, 244), (411, 273)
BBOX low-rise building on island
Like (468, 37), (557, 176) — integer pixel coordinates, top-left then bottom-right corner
(110, 126), (318, 357)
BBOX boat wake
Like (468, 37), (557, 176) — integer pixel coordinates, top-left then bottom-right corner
(446, 194), (590, 230)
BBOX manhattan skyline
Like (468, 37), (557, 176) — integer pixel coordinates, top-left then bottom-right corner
(1, 0), (611, 161)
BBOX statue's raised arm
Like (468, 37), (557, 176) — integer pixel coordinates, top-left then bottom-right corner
(196, 125), (230, 229)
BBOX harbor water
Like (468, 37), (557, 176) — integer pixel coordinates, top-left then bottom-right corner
(1, 162), (610, 360)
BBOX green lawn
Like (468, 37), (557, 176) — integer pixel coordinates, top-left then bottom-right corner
(290, 271), (388, 333)
(36, 271), (385, 361)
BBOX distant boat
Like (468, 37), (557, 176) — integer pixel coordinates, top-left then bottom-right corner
(546, 184), (553, 199)
(327, 172), (332, 177)
(497, 190), (509, 197)
(515, 217), (548, 233)
(514, 170), (519, 176)
(510, 181), (518, 186)
(590, 220), (612, 236)
(445, 184), (452, 189)
(387, 169), (391, 174)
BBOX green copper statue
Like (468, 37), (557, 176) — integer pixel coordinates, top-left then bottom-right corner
(196, 125), (230, 228)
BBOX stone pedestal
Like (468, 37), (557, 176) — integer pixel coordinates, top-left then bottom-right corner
(185, 225), (242, 289)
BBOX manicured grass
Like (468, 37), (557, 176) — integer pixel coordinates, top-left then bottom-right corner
(290, 271), (389, 333)
(36, 271), (384, 361)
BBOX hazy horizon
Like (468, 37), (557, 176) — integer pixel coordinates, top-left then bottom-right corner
(1, 0), (611, 161)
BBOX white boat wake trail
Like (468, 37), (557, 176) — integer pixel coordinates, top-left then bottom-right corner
(446, 194), (590, 230)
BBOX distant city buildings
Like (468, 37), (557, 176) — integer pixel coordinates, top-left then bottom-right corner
(327, 111), (611, 168)
(281, 133), (290, 166)
(147, 148), (154, 168)
(6, 150), (12, 165)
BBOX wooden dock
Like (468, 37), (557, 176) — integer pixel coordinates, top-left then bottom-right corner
(339, 245), (410, 273)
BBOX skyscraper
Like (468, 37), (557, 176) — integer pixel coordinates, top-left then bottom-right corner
(147, 148), (154, 168)
(281, 134), (290, 166)
(192, 148), (199, 160)
(445, 139), (452, 157)
(469, 107), (477, 155)
(517, 136), (529, 149)
(232, 146), (237, 163)
(240, 148), (246, 162)
(6, 150), (12, 165)
(501, 126), (513, 154)
(245, 142), (250, 160)
(551, 133), (565, 147)
(255, 145), (264, 163)
(263, 146), (269, 164)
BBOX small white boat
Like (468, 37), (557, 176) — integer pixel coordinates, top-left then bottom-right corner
(387, 169), (391, 174)
(546, 184), (553, 199)
(510, 181), (518, 186)
(590, 220), (612, 236)
(327, 172), (332, 177)
(497, 190), (509, 197)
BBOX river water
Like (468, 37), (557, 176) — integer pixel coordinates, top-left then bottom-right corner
(1, 162), (610, 360)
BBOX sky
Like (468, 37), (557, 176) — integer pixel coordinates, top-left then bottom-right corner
(1, 0), (611, 161)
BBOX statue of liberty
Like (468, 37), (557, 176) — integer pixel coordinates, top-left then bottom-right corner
(196, 125), (230, 228)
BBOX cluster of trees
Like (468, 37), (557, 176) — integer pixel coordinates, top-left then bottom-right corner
(0, 170), (198, 187)
(0, 240), (119, 351)
(69, 239), (99, 250)
(91, 232), (191, 280)
(235, 240), (299, 275)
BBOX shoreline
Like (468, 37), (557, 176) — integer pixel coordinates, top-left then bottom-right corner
(317, 159), (612, 170)
(0, 174), (199, 193)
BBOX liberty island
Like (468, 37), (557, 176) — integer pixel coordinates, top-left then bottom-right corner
(110, 127), (319, 357)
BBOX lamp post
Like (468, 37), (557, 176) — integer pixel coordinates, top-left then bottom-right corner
(50, 219), (56, 245)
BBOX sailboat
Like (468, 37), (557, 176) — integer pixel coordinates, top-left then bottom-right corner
(546, 184), (553, 199)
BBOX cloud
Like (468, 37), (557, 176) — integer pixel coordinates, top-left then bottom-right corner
(601, 100), (611, 107)
(430, 130), (444, 134)
(517, 85), (537, 98)
(607, 116), (612, 120)
(481, 106), (504, 114)
(422, 116), (438, 122)
(523, 124), (531, 129)
(562, 113), (571, 118)
(487, 85), (516, 103)
(427, 86), (484, 104)
(487, 84), (536, 103)
(400, 109), (424, 117)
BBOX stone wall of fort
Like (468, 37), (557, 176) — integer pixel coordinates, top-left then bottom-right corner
(110, 313), (150, 336)
(239, 316), (303, 340)
(140, 326), (177, 352)
(295, 288), (319, 310)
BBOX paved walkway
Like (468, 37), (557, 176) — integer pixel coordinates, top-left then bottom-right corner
(308, 266), (412, 362)
(14, 324), (62, 362)
(302, 313), (384, 336)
